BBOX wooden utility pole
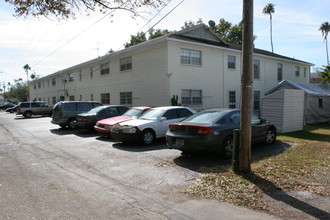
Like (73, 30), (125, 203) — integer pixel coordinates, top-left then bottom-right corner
(238, 0), (253, 172)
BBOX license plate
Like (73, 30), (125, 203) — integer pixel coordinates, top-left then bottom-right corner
(176, 139), (184, 145)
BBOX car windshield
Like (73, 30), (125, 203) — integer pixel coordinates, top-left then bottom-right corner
(87, 106), (104, 114)
(123, 108), (142, 117)
(183, 111), (226, 124)
(139, 109), (165, 120)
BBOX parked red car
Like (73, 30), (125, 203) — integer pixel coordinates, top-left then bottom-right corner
(94, 106), (151, 137)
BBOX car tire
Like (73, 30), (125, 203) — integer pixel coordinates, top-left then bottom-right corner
(24, 111), (32, 118)
(67, 118), (77, 129)
(265, 128), (276, 144)
(221, 136), (234, 159)
(140, 129), (155, 145)
(59, 124), (67, 129)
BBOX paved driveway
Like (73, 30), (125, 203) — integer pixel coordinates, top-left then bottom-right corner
(0, 112), (281, 219)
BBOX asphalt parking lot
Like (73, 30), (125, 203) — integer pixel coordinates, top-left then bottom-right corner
(0, 112), (284, 219)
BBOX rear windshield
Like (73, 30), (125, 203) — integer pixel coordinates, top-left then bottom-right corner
(183, 111), (225, 124)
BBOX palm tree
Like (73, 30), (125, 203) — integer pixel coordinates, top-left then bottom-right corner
(23, 64), (31, 82)
(263, 3), (275, 53)
(319, 22), (330, 66)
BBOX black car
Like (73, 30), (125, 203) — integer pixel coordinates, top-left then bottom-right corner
(6, 103), (20, 113)
(166, 109), (277, 158)
(0, 103), (15, 110)
(75, 105), (129, 129)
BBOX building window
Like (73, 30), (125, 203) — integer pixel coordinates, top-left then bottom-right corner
(69, 95), (75, 101)
(91, 94), (93, 101)
(47, 80), (49, 87)
(79, 95), (82, 101)
(277, 63), (283, 81)
(79, 71), (82, 81)
(34, 83), (37, 90)
(254, 91), (261, 111)
(295, 66), (300, 77)
(69, 73), (74, 81)
(228, 55), (236, 69)
(304, 67), (307, 77)
(101, 63), (110, 75)
(120, 57), (132, 71)
(38, 82), (41, 89)
(319, 98), (323, 109)
(180, 49), (202, 65)
(181, 89), (202, 105)
(52, 78), (56, 86)
(101, 93), (110, 104)
(90, 67), (93, 78)
(229, 91), (236, 108)
(120, 92), (132, 105)
(253, 59), (260, 79)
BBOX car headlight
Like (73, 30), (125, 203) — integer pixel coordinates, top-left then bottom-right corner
(122, 126), (138, 133)
(104, 125), (113, 130)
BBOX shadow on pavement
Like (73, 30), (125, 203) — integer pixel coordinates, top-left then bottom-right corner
(50, 128), (100, 138)
(112, 138), (168, 152)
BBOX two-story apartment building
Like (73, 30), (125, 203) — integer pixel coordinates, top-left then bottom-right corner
(30, 24), (312, 113)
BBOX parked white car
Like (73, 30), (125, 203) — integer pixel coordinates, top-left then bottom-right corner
(111, 106), (196, 145)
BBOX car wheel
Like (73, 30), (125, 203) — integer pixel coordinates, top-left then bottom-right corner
(67, 118), (77, 129)
(221, 136), (234, 158)
(24, 111), (32, 118)
(265, 128), (276, 144)
(140, 129), (155, 145)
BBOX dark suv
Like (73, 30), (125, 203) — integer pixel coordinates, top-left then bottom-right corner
(51, 101), (102, 129)
(16, 101), (52, 118)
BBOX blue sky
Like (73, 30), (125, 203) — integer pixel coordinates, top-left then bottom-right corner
(0, 0), (329, 85)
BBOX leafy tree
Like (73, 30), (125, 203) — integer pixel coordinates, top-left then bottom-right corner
(319, 22), (330, 66)
(148, 28), (171, 40)
(181, 18), (203, 29)
(263, 3), (275, 53)
(319, 66), (330, 84)
(4, 0), (168, 19)
(6, 78), (29, 101)
(124, 32), (147, 48)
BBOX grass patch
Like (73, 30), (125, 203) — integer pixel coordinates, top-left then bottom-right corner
(185, 124), (330, 212)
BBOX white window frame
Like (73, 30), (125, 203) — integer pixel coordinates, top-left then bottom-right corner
(180, 48), (202, 65)
(229, 91), (236, 108)
(101, 63), (110, 75)
(228, 55), (236, 69)
(181, 89), (202, 105)
(120, 92), (132, 105)
(120, 57), (132, 71)
(101, 93), (110, 104)
(253, 59), (260, 79)
(277, 63), (283, 81)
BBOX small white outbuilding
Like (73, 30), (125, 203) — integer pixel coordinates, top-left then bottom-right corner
(261, 89), (304, 133)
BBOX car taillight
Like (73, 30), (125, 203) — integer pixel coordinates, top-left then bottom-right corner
(168, 124), (213, 135)
(195, 126), (213, 135)
(78, 117), (89, 121)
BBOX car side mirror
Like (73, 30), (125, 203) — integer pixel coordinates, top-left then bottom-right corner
(160, 117), (167, 121)
(259, 118), (266, 124)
